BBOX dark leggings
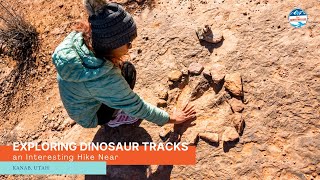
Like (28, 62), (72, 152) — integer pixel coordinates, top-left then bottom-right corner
(97, 61), (136, 125)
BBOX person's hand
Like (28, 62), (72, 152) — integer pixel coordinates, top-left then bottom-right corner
(168, 103), (196, 124)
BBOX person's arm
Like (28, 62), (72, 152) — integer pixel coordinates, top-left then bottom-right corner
(90, 67), (196, 126)
(90, 67), (169, 125)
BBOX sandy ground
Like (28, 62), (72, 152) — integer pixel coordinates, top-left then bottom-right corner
(0, 0), (319, 179)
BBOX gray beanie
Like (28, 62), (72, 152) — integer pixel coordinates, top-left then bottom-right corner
(84, 0), (137, 53)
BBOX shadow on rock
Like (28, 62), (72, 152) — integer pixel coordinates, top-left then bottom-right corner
(147, 165), (173, 180)
(85, 122), (174, 180)
(212, 79), (225, 94)
(223, 139), (239, 153)
(199, 39), (224, 53)
(85, 123), (150, 180)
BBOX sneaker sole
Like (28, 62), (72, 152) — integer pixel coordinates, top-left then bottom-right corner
(107, 118), (140, 128)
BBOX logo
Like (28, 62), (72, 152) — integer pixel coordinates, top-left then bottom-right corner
(288, 8), (308, 28)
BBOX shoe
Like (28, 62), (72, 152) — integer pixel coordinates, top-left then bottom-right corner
(107, 110), (139, 127)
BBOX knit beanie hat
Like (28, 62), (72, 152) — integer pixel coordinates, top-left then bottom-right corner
(83, 0), (137, 53)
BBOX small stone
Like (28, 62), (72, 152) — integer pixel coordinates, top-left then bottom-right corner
(228, 98), (244, 112)
(210, 64), (226, 84)
(31, 134), (39, 140)
(202, 68), (211, 78)
(312, 172), (317, 177)
(224, 72), (243, 96)
(199, 132), (219, 143)
(222, 127), (239, 142)
(53, 123), (59, 129)
(231, 113), (245, 134)
(158, 90), (168, 100)
(157, 99), (167, 107)
(168, 70), (182, 81)
(184, 131), (199, 145)
(181, 68), (189, 75)
(188, 63), (204, 75)
(159, 124), (173, 141)
(196, 25), (223, 44)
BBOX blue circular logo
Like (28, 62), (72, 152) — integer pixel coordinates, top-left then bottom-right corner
(288, 8), (308, 28)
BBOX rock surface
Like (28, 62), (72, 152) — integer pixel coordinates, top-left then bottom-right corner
(224, 72), (243, 96)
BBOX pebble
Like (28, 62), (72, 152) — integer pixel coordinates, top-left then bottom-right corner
(158, 90), (168, 100)
(199, 132), (219, 143)
(184, 131), (199, 145)
(181, 68), (189, 75)
(224, 72), (243, 96)
(228, 98), (244, 112)
(210, 64), (226, 84)
(221, 127), (239, 142)
(157, 99), (167, 107)
(231, 113), (245, 134)
(188, 63), (204, 75)
(168, 70), (182, 81)
(159, 124), (173, 140)
(196, 25), (223, 44)
(31, 134), (39, 140)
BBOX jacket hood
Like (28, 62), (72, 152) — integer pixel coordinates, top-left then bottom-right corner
(52, 31), (114, 82)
